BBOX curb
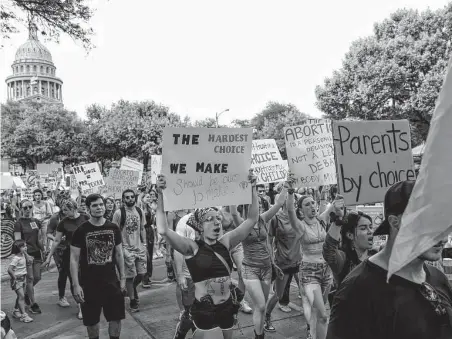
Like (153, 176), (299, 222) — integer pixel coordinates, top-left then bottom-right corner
(1, 262), (57, 283)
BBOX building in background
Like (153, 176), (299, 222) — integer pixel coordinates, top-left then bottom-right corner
(5, 23), (63, 104)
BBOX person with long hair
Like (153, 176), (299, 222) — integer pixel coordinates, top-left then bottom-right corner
(286, 174), (340, 339)
(230, 189), (288, 338)
(323, 208), (374, 287)
(155, 172), (259, 339)
(104, 197), (116, 222)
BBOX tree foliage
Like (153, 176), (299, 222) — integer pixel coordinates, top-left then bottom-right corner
(1, 0), (96, 50)
(315, 5), (452, 146)
(251, 101), (312, 158)
(1, 101), (86, 169)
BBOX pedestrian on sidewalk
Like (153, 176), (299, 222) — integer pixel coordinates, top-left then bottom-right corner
(8, 240), (33, 323)
(70, 194), (126, 339)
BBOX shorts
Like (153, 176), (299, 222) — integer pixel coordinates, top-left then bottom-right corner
(10, 275), (26, 291)
(80, 281), (125, 327)
(241, 264), (272, 281)
(300, 261), (332, 289)
(123, 247), (147, 279)
(179, 277), (196, 307)
(53, 246), (67, 272)
(190, 296), (235, 330)
(282, 264), (300, 275)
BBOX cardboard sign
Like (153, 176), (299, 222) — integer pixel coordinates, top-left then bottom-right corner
(25, 170), (37, 187)
(284, 119), (336, 188)
(71, 163), (104, 194)
(150, 155), (162, 185)
(37, 163), (62, 175)
(120, 158), (143, 185)
(104, 169), (140, 198)
(162, 127), (253, 211)
(332, 120), (415, 205)
(251, 139), (288, 184)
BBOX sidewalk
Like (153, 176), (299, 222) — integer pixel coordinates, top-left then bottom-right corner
(1, 259), (309, 338)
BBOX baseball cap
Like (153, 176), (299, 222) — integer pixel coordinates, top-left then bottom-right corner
(373, 180), (416, 236)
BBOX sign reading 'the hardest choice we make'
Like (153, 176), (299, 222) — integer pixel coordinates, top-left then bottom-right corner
(162, 128), (253, 211)
(332, 120), (415, 205)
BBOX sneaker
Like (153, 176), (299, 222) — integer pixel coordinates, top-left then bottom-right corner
(264, 316), (276, 332)
(24, 294), (31, 306)
(306, 325), (312, 339)
(142, 279), (151, 289)
(57, 297), (70, 307)
(20, 313), (33, 323)
(29, 303), (42, 314)
(278, 303), (291, 313)
(12, 309), (22, 319)
(298, 293), (302, 299)
(240, 300), (252, 314)
(130, 299), (139, 313)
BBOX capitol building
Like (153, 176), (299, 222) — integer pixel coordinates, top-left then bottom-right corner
(5, 23), (63, 103)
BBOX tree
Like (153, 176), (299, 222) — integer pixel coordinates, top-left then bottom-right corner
(85, 100), (183, 170)
(315, 5), (452, 145)
(193, 117), (222, 128)
(230, 119), (251, 128)
(251, 101), (312, 158)
(1, 0), (96, 50)
(1, 101), (86, 170)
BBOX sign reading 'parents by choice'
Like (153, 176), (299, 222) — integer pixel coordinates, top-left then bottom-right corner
(251, 139), (288, 184)
(162, 128), (253, 211)
(332, 120), (415, 205)
(284, 119), (336, 187)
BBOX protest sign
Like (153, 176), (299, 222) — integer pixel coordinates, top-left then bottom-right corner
(71, 163), (104, 194)
(25, 170), (37, 187)
(284, 119), (336, 188)
(251, 139), (288, 184)
(37, 163), (62, 175)
(162, 127), (253, 211)
(332, 120), (415, 205)
(150, 155), (162, 184)
(104, 169), (140, 198)
(120, 157), (143, 185)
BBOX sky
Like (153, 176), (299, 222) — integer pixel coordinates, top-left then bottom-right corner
(1, 0), (450, 125)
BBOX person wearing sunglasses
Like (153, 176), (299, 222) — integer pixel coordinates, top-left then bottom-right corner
(323, 207), (374, 299)
(155, 172), (259, 339)
(327, 181), (452, 339)
(14, 199), (45, 315)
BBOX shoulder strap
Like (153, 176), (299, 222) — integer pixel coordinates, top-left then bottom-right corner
(202, 242), (232, 275)
(136, 206), (143, 225)
(120, 207), (126, 230)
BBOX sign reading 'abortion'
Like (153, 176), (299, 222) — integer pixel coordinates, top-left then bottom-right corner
(251, 139), (287, 184)
(332, 120), (415, 205)
(284, 119), (336, 187)
(162, 128), (253, 211)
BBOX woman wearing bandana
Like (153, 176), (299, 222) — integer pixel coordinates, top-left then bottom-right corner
(155, 172), (259, 339)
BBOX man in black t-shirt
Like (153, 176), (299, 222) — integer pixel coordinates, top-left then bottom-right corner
(327, 181), (452, 339)
(70, 194), (126, 339)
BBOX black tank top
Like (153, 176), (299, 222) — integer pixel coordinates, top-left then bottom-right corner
(185, 240), (233, 283)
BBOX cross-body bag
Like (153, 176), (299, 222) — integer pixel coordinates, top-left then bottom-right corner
(201, 242), (244, 309)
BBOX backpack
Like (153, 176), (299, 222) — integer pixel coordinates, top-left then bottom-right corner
(119, 206), (143, 231)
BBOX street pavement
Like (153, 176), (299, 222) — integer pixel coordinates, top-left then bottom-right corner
(1, 258), (309, 338)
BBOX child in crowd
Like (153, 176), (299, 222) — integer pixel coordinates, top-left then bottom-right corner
(8, 240), (33, 323)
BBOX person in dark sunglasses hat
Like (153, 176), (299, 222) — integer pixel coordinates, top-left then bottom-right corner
(327, 180), (452, 339)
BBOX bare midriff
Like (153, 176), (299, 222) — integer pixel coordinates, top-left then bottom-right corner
(194, 275), (232, 304)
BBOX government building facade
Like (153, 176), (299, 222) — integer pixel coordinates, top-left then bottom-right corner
(5, 24), (63, 104)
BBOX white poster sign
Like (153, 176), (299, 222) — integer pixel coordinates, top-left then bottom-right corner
(120, 157), (143, 185)
(162, 127), (253, 211)
(284, 119), (336, 188)
(71, 163), (104, 195)
(103, 169), (140, 198)
(332, 120), (415, 205)
(251, 139), (287, 184)
(150, 155), (162, 185)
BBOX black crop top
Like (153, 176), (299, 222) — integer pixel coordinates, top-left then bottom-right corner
(185, 240), (233, 283)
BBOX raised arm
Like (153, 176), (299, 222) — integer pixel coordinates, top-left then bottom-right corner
(220, 172), (259, 249)
(155, 175), (197, 257)
(287, 191), (305, 236)
(261, 188), (287, 223)
(229, 205), (244, 227)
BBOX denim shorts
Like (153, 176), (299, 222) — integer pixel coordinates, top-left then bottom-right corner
(241, 264), (272, 281)
(10, 275), (26, 291)
(300, 261), (332, 289)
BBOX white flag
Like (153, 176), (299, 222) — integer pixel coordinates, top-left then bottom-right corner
(388, 59), (452, 279)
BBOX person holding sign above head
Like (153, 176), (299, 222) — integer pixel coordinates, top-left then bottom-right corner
(286, 173), (337, 339)
(155, 171), (259, 339)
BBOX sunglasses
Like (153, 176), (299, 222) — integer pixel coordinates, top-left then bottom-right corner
(23, 206), (33, 210)
(420, 282), (448, 317)
(124, 196), (135, 200)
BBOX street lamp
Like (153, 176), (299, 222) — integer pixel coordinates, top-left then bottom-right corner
(215, 109), (229, 128)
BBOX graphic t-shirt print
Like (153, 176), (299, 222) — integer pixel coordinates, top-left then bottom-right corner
(125, 214), (139, 235)
(86, 230), (115, 265)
